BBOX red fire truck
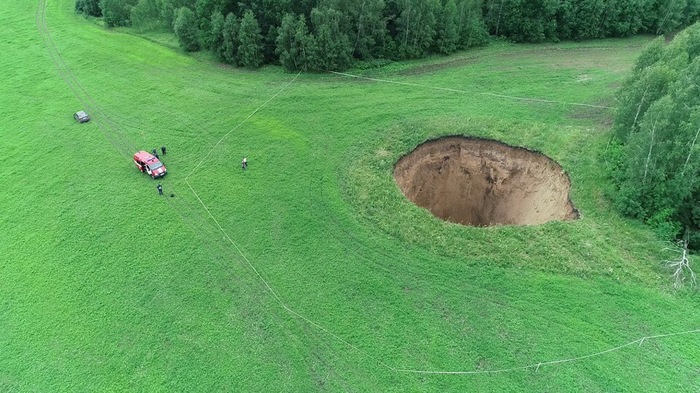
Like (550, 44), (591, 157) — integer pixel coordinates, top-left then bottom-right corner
(133, 151), (167, 179)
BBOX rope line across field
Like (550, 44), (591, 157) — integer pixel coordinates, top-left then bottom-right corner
(329, 70), (614, 109)
(184, 72), (301, 180)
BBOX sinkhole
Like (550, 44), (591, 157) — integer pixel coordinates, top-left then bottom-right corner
(393, 136), (579, 227)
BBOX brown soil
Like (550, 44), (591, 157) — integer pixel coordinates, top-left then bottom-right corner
(393, 136), (579, 227)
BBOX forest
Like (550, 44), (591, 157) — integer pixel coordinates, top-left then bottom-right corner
(75, 0), (700, 71)
(609, 22), (700, 250)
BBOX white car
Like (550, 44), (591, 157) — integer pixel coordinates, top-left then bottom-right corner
(73, 111), (90, 123)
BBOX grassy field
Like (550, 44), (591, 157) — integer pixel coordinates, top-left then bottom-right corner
(1, 0), (699, 391)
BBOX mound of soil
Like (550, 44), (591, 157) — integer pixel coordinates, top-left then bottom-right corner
(393, 137), (579, 227)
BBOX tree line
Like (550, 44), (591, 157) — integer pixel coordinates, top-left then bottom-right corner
(76, 0), (700, 71)
(608, 22), (700, 249)
(483, 0), (700, 43)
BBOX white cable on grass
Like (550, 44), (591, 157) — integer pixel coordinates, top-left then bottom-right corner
(184, 179), (393, 369)
(187, 173), (700, 374)
(329, 71), (613, 109)
(185, 72), (301, 180)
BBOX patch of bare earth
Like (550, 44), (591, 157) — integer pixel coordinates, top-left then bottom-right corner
(394, 136), (579, 226)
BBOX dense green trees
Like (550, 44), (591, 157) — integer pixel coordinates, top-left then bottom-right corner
(76, 0), (490, 69)
(435, 0), (459, 54)
(78, 0), (700, 71)
(609, 23), (700, 248)
(99, 0), (138, 27)
(553, 0), (630, 40)
(455, 0), (489, 49)
(238, 10), (265, 68)
(221, 12), (240, 64)
(174, 7), (200, 51)
(338, 0), (388, 59)
(276, 14), (313, 70)
(75, 0), (102, 17)
(207, 11), (226, 58)
(130, 0), (162, 31)
(393, 0), (438, 58)
(483, 0), (558, 42)
(308, 7), (352, 69)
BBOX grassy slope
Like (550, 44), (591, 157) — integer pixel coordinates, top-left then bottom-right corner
(1, 0), (698, 391)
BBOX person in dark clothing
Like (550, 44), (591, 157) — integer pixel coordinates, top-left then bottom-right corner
(242, 157), (247, 170)
(157, 184), (163, 195)
(161, 145), (167, 155)
(152, 148), (159, 159)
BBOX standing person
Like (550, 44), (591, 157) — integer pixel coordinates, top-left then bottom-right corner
(242, 157), (247, 170)
(152, 148), (159, 159)
(157, 183), (163, 195)
(161, 145), (167, 155)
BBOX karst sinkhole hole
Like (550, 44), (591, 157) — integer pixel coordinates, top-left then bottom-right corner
(393, 136), (579, 227)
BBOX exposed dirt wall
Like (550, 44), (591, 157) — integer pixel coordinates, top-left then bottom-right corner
(393, 136), (579, 226)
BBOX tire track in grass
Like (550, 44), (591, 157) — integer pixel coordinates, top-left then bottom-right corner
(36, 0), (136, 157)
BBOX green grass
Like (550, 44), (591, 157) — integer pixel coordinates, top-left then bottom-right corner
(1, 1), (699, 391)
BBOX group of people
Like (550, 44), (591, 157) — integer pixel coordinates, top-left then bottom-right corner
(152, 145), (166, 159)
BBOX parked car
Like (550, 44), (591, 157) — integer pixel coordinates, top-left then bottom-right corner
(133, 151), (167, 179)
(73, 110), (90, 123)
